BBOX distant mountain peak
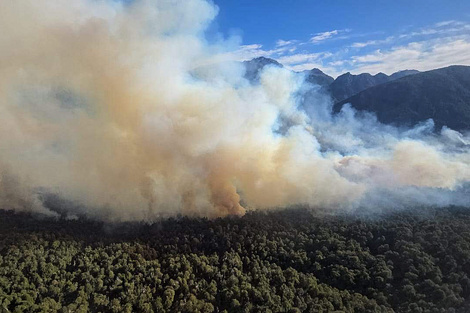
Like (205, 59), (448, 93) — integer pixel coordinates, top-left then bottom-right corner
(243, 57), (283, 81)
(338, 72), (352, 78)
(304, 68), (334, 87)
(309, 68), (326, 75)
(244, 56), (282, 68)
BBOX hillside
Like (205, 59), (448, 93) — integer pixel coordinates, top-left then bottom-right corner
(2, 207), (470, 312)
(333, 65), (470, 131)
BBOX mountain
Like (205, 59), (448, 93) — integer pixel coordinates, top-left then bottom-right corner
(243, 57), (283, 81)
(241, 59), (470, 131)
(243, 58), (333, 88)
(303, 68), (334, 88)
(242, 58), (418, 99)
(333, 65), (470, 131)
(389, 69), (420, 81)
(329, 71), (420, 102)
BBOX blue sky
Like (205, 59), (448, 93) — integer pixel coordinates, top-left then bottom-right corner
(210, 0), (470, 77)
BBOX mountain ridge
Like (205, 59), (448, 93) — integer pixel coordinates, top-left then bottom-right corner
(333, 65), (470, 131)
(243, 57), (420, 101)
(243, 57), (470, 131)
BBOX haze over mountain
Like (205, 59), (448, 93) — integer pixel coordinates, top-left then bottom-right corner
(244, 57), (334, 88)
(243, 57), (282, 81)
(244, 57), (470, 131)
(334, 65), (470, 131)
(244, 57), (420, 101)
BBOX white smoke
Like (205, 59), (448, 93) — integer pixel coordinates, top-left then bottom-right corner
(0, 0), (468, 221)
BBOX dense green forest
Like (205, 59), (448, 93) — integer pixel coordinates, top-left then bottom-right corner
(1, 207), (470, 312)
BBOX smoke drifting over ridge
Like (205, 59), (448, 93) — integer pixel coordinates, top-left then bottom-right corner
(0, 0), (468, 221)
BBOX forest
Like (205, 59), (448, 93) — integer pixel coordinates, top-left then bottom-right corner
(1, 207), (470, 313)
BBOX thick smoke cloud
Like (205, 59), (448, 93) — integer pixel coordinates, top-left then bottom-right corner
(0, 0), (469, 221)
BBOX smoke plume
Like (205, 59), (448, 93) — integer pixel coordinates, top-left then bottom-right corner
(0, 0), (469, 221)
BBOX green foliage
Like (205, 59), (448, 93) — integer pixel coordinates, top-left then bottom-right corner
(1, 207), (470, 312)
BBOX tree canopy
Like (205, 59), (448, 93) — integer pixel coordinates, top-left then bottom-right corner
(1, 207), (470, 312)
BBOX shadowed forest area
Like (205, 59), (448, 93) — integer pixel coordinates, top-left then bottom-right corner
(1, 207), (470, 312)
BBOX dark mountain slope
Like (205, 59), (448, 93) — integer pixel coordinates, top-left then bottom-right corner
(389, 69), (420, 81)
(330, 72), (392, 102)
(333, 65), (470, 131)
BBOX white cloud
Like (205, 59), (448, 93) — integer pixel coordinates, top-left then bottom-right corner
(235, 44), (269, 59)
(288, 62), (341, 77)
(310, 30), (339, 43)
(217, 44), (290, 63)
(203, 44), (275, 66)
(349, 37), (470, 74)
(351, 41), (375, 48)
(211, 20), (470, 79)
(351, 36), (394, 48)
(276, 39), (295, 47)
(353, 21), (470, 50)
(329, 60), (345, 66)
(273, 52), (339, 76)
(435, 20), (463, 27)
(399, 21), (470, 39)
(277, 52), (330, 65)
